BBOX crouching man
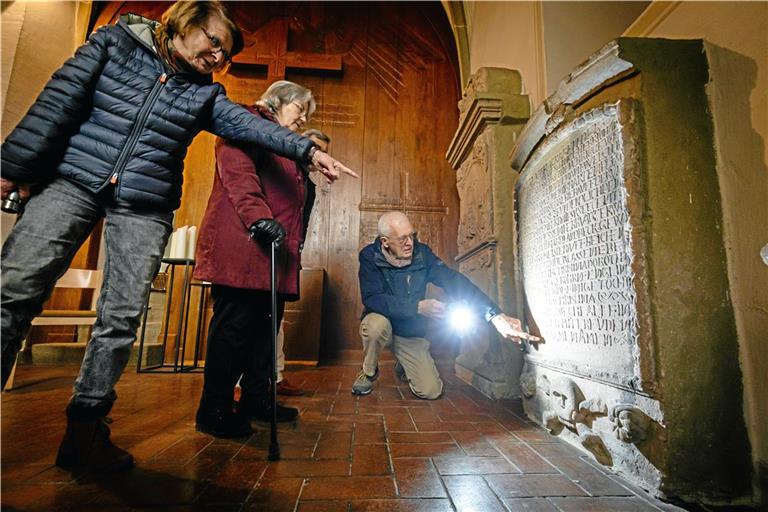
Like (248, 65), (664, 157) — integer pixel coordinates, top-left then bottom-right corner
(352, 211), (533, 399)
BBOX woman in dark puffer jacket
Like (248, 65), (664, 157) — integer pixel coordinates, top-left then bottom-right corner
(0, 1), (354, 473)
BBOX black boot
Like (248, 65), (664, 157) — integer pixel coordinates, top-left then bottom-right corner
(236, 395), (298, 423)
(196, 404), (253, 438)
(55, 417), (134, 472)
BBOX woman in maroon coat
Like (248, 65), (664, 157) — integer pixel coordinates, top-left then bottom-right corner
(193, 80), (316, 437)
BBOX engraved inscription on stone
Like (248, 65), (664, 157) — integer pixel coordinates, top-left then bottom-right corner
(518, 107), (639, 386)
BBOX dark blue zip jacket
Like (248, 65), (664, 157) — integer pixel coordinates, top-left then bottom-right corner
(359, 239), (500, 338)
(0, 14), (314, 211)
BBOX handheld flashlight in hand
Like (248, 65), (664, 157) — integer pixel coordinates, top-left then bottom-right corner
(447, 302), (476, 335)
(1, 190), (22, 214)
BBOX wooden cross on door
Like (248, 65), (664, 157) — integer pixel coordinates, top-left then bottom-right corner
(232, 17), (342, 82)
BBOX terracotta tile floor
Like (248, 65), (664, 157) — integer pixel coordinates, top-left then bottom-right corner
(1, 364), (687, 511)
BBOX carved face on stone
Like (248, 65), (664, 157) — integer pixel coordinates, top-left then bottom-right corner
(550, 377), (584, 427)
(610, 404), (650, 444)
(538, 374), (551, 395)
(552, 389), (575, 424)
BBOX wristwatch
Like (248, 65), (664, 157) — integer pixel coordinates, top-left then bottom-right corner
(307, 145), (319, 164)
(484, 306), (501, 323)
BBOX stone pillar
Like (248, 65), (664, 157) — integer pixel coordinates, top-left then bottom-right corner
(446, 68), (530, 398)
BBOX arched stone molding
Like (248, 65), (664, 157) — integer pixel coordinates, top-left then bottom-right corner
(441, 1), (471, 88)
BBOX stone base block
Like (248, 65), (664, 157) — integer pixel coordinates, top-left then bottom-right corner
(455, 359), (514, 399)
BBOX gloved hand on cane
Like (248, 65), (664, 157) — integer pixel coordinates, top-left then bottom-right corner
(249, 219), (286, 247)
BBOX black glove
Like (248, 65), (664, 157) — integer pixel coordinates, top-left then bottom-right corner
(249, 219), (286, 246)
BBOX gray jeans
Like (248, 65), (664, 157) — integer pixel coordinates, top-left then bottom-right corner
(1, 178), (172, 418)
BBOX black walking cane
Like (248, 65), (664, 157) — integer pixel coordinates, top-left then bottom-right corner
(268, 239), (280, 461)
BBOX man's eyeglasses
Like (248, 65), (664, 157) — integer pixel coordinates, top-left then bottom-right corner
(201, 27), (231, 62)
(387, 232), (417, 245)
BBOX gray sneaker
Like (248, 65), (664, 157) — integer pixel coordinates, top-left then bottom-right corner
(351, 367), (379, 395)
(394, 361), (408, 382)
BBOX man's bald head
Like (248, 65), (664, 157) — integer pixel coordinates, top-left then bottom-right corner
(378, 211), (411, 237)
(378, 212), (415, 260)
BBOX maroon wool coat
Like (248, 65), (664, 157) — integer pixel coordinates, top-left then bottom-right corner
(193, 106), (307, 299)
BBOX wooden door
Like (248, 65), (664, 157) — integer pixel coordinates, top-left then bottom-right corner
(92, 1), (460, 361)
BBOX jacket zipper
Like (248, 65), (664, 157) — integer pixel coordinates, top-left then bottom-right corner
(107, 72), (168, 194)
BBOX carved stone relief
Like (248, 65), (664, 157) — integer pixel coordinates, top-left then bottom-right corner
(530, 370), (655, 465)
(458, 247), (495, 302)
(456, 134), (491, 253)
(609, 404), (651, 444)
(448, 67), (529, 399)
(519, 367), (536, 398)
(577, 423), (613, 466)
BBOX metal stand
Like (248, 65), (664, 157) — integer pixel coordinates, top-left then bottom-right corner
(136, 258), (206, 373)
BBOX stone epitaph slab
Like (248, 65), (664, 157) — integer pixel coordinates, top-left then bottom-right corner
(510, 39), (751, 502)
(518, 104), (642, 389)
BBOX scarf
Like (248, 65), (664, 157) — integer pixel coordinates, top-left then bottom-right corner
(381, 246), (412, 268)
(153, 25), (194, 73)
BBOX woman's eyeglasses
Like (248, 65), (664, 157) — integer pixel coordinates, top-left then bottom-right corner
(291, 101), (308, 120)
(201, 27), (231, 62)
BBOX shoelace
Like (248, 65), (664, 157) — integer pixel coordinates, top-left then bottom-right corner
(357, 369), (376, 381)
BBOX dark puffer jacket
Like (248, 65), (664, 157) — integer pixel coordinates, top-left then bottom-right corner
(0, 14), (314, 211)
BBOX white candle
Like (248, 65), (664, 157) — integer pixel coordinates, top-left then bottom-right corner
(171, 226), (188, 259)
(186, 226), (197, 260)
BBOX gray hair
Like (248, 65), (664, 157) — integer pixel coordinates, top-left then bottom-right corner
(256, 80), (316, 118)
(378, 211), (410, 238)
(301, 128), (330, 144)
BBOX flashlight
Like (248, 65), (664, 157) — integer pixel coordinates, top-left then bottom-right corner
(1, 190), (22, 214)
(447, 302), (475, 334)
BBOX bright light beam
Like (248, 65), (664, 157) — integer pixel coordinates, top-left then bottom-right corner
(448, 303), (475, 334)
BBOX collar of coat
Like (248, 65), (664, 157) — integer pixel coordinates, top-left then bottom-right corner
(117, 13), (213, 84)
(252, 104), (277, 123)
(373, 238), (425, 270)
(121, 13), (158, 49)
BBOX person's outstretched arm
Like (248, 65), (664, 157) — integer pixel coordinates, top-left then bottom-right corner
(425, 245), (540, 342)
(208, 94), (358, 183)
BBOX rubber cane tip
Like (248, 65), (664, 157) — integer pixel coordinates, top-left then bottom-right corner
(268, 446), (280, 461)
